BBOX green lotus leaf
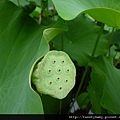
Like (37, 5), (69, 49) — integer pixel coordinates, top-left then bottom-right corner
(52, 0), (120, 28)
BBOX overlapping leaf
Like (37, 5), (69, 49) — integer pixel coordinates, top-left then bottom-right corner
(43, 17), (68, 42)
(0, 1), (49, 113)
(53, 15), (107, 66)
(88, 56), (120, 114)
(52, 0), (120, 28)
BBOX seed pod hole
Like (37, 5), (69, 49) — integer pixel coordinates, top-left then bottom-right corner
(59, 87), (62, 90)
(56, 77), (60, 81)
(65, 80), (68, 83)
(62, 60), (64, 63)
(58, 69), (61, 72)
(49, 82), (52, 84)
(66, 69), (69, 73)
(48, 69), (51, 74)
(52, 60), (56, 64)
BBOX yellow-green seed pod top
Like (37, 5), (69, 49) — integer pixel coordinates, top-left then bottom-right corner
(32, 50), (76, 99)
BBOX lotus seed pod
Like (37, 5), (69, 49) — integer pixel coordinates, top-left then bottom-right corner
(32, 50), (76, 99)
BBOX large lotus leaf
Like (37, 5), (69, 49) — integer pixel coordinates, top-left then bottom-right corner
(28, 0), (41, 6)
(41, 92), (72, 114)
(52, 0), (120, 28)
(53, 15), (107, 66)
(28, 0), (54, 8)
(9, 0), (54, 9)
(89, 56), (120, 114)
(41, 94), (72, 114)
(87, 69), (106, 114)
(106, 30), (120, 52)
(0, 1), (49, 113)
(9, 0), (29, 6)
(77, 92), (90, 110)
